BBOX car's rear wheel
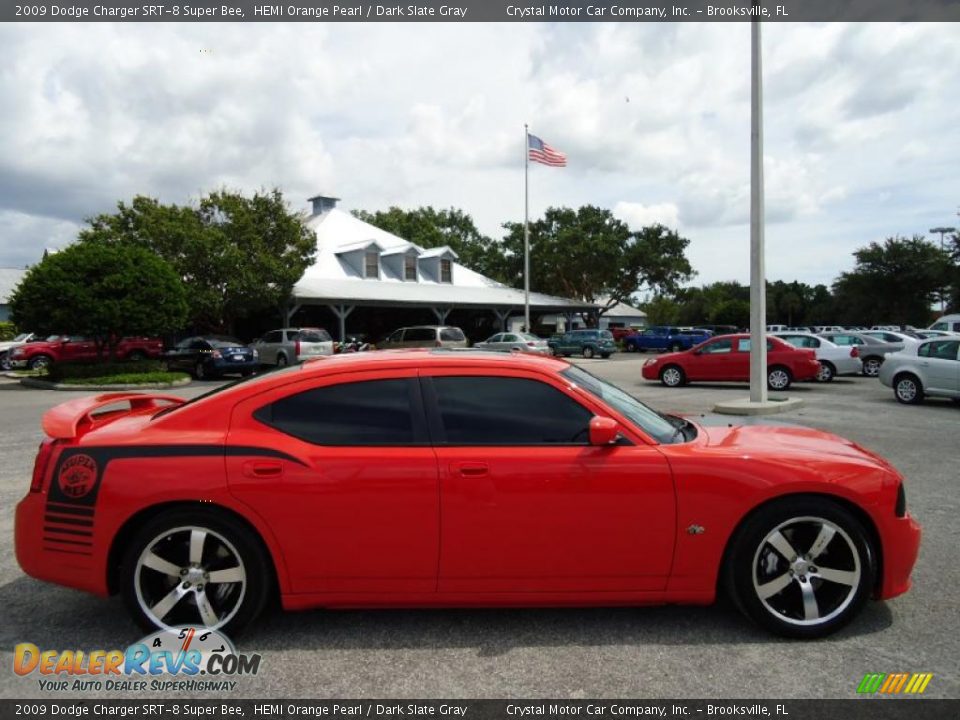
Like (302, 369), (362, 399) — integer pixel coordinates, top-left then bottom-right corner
(582, 346), (595, 359)
(816, 361), (835, 382)
(120, 509), (271, 635)
(276, 353), (289, 367)
(862, 357), (883, 377)
(28, 355), (53, 371)
(670, 343), (682, 352)
(660, 365), (685, 387)
(625, 344), (636, 353)
(894, 373), (923, 405)
(194, 362), (207, 380)
(767, 366), (792, 391)
(0, 352), (10, 371)
(725, 498), (875, 638)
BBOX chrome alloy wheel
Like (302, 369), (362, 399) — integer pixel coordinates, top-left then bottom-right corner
(895, 377), (919, 403)
(661, 367), (683, 387)
(863, 358), (882, 377)
(134, 526), (247, 630)
(768, 368), (791, 390)
(751, 516), (861, 627)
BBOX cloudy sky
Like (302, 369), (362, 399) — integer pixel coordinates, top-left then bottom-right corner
(2, 21), (958, 289)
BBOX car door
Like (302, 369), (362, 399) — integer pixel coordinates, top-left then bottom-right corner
(686, 337), (736, 380)
(425, 371), (676, 593)
(259, 330), (283, 365)
(227, 370), (439, 594)
(482, 333), (504, 350)
(918, 340), (960, 393)
(60, 336), (96, 362)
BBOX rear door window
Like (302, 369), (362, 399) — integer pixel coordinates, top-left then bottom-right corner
(405, 328), (436, 342)
(254, 379), (422, 446)
(440, 328), (465, 342)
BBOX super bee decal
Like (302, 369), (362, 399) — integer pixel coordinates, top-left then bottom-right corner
(42, 445), (305, 557)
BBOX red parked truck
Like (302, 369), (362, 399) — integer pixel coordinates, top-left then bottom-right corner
(8, 335), (164, 370)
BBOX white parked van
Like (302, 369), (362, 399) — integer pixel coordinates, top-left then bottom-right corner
(928, 314), (960, 333)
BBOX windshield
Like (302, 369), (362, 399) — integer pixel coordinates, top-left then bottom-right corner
(560, 365), (686, 444)
(521, 333), (541, 341)
(13, 333), (30, 342)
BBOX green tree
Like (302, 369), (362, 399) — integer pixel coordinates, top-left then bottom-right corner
(500, 207), (695, 314)
(9, 243), (188, 361)
(639, 295), (681, 325)
(80, 189), (315, 332)
(832, 236), (950, 326)
(352, 206), (503, 278)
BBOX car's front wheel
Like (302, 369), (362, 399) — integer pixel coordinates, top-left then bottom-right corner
(582, 346), (595, 359)
(816, 361), (835, 383)
(276, 353), (289, 368)
(669, 343), (682, 352)
(660, 365), (685, 387)
(119, 509), (272, 635)
(28, 355), (53, 371)
(894, 373), (923, 405)
(726, 498), (875, 638)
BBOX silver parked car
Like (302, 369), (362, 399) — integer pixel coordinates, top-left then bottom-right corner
(379, 325), (468, 349)
(772, 332), (862, 382)
(879, 338), (960, 404)
(818, 331), (902, 377)
(251, 327), (334, 367)
(474, 331), (550, 355)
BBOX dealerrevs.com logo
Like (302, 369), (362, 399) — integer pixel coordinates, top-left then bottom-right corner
(14, 627), (261, 693)
(857, 672), (934, 695)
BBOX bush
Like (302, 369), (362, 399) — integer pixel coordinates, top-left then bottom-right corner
(48, 360), (164, 382)
(0, 321), (17, 341)
(57, 372), (186, 386)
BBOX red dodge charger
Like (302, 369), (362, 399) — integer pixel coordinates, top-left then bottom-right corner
(16, 350), (919, 638)
(641, 334), (822, 390)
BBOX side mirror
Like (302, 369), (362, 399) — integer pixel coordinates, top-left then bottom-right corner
(589, 416), (620, 446)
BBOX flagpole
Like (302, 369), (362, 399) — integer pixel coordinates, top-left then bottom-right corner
(523, 123), (530, 333)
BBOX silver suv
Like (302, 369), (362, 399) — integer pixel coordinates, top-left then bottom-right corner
(251, 327), (334, 367)
(379, 326), (468, 349)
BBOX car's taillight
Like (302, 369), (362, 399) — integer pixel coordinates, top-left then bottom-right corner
(850, 346), (859, 358)
(295, 339), (301, 357)
(30, 438), (58, 493)
(527, 342), (536, 347)
(211, 350), (222, 359)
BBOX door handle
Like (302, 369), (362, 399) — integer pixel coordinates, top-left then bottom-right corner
(242, 460), (283, 479)
(455, 462), (489, 478)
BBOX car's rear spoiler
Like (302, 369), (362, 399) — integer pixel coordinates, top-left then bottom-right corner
(42, 393), (185, 439)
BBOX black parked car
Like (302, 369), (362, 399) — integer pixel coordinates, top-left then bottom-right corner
(163, 336), (259, 379)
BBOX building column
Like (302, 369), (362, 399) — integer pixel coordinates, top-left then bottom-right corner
(285, 303), (302, 326)
(328, 304), (355, 342)
(431, 306), (452, 325)
(492, 308), (512, 332)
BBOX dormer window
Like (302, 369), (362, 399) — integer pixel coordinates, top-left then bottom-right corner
(440, 258), (452, 283)
(404, 255), (417, 281)
(364, 252), (379, 279)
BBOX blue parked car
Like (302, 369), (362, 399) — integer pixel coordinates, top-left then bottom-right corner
(163, 336), (259, 380)
(623, 326), (712, 353)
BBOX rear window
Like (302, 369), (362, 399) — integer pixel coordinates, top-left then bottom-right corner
(295, 329), (332, 343)
(209, 339), (244, 349)
(600, 331), (613, 339)
(440, 327), (465, 341)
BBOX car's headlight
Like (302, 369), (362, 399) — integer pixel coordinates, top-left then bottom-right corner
(252, 349), (259, 360)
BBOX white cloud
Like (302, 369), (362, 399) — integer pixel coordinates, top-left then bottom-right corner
(614, 201), (680, 230)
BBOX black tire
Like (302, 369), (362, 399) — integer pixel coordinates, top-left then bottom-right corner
(194, 362), (210, 380)
(276, 353), (289, 368)
(767, 366), (792, 391)
(659, 364), (686, 387)
(28, 355), (53, 371)
(582, 346), (595, 359)
(670, 343), (682, 352)
(893, 373), (923, 405)
(816, 361), (835, 383)
(0, 352), (9, 371)
(128, 350), (148, 362)
(625, 344), (636, 353)
(862, 357), (883, 377)
(600, 353), (611, 359)
(119, 508), (272, 636)
(725, 497), (876, 639)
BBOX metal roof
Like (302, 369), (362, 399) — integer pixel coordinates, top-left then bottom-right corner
(293, 209), (596, 311)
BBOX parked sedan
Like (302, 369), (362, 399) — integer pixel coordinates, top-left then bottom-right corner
(879, 338), (960, 404)
(474, 332), (550, 355)
(163, 336), (258, 379)
(772, 332), (862, 382)
(818, 332), (902, 378)
(641, 334), (821, 390)
(15, 351), (920, 638)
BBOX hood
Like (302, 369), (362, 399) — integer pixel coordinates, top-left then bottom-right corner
(691, 417), (897, 472)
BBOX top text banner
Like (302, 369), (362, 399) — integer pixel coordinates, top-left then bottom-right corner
(5, 0), (960, 22)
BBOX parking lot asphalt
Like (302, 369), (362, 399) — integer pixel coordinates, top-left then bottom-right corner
(0, 354), (957, 700)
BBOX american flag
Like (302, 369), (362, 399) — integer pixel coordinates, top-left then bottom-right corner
(528, 133), (567, 167)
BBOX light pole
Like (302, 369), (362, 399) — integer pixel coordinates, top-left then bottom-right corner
(930, 226), (955, 314)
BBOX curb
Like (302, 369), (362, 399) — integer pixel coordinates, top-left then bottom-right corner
(19, 377), (192, 391)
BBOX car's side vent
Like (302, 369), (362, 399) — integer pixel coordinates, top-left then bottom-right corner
(895, 483), (906, 518)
